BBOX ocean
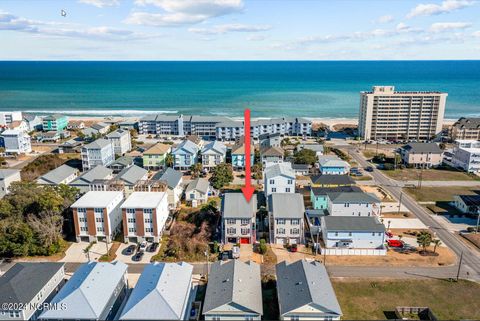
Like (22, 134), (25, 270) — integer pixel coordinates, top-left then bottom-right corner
(0, 61), (479, 119)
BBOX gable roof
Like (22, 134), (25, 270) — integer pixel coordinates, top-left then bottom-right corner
(310, 174), (355, 186)
(106, 129), (129, 139)
(310, 186), (362, 196)
(453, 117), (480, 130)
(121, 192), (167, 209)
(457, 194), (480, 206)
(91, 122), (109, 131)
(155, 167), (183, 189)
(328, 191), (380, 204)
(110, 155), (134, 167)
(322, 216), (385, 232)
(115, 165), (148, 185)
(231, 142), (254, 155)
(70, 165), (113, 186)
(401, 142), (442, 154)
(203, 260), (263, 316)
(186, 178), (210, 194)
(318, 156), (350, 168)
(172, 140), (199, 155)
(222, 193), (257, 218)
(264, 163), (295, 180)
(143, 143), (172, 155)
(268, 193), (305, 219)
(37, 164), (78, 185)
(84, 138), (112, 150)
(299, 144), (324, 153)
(261, 146), (284, 157)
(276, 260), (342, 317)
(40, 261), (127, 320)
(120, 262), (193, 320)
(202, 141), (227, 155)
(0, 263), (64, 305)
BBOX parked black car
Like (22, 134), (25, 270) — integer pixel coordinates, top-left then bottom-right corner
(147, 242), (159, 252)
(123, 244), (136, 256)
(132, 251), (144, 262)
(365, 166), (374, 172)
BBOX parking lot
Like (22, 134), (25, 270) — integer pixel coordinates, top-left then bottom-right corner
(115, 242), (160, 264)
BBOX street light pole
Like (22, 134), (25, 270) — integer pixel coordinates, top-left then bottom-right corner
(456, 251), (464, 281)
(398, 192), (403, 215)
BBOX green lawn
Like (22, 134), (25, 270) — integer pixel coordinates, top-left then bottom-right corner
(384, 168), (480, 181)
(332, 279), (480, 320)
(404, 186), (479, 202)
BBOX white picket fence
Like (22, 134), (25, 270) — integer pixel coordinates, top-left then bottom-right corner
(323, 247), (387, 256)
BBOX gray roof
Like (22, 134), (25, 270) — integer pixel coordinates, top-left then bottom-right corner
(115, 165), (148, 185)
(0, 262), (65, 305)
(299, 144), (324, 153)
(453, 117), (480, 129)
(120, 262), (193, 320)
(322, 216), (386, 232)
(0, 168), (20, 180)
(401, 142), (442, 154)
(110, 155), (134, 167)
(292, 163), (309, 170)
(186, 178), (210, 194)
(203, 260), (263, 316)
(268, 193), (305, 219)
(222, 193), (257, 218)
(91, 122), (109, 131)
(311, 174), (355, 186)
(264, 163), (295, 180)
(40, 261), (127, 320)
(43, 114), (66, 121)
(156, 167), (183, 189)
(318, 155), (350, 168)
(201, 141), (227, 156)
(172, 140), (199, 155)
(261, 146), (284, 157)
(276, 260), (342, 317)
(106, 129), (129, 139)
(84, 138), (112, 150)
(328, 191), (380, 204)
(70, 165), (113, 186)
(215, 120), (243, 128)
(37, 164), (78, 185)
(310, 186), (362, 196)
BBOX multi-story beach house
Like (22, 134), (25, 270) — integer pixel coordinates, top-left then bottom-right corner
(42, 114), (68, 132)
(154, 167), (184, 209)
(264, 162), (295, 198)
(0, 129), (32, 154)
(39, 261), (128, 321)
(259, 133), (281, 148)
(268, 193), (305, 245)
(121, 191), (169, 243)
(0, 169), (21, 199)
(81, 138), (115, 171)
(106, 129), (132, 155)
(142, 143), (172, 170)
(0, 262), (65, 321)
(358, 86), (447, 141)
(203, 260), (263, 321)
(119, 262), (195, 321)
(327, 192), (381, 217)
(201, 141), (227, 170)
(185, 178), (211, 207)
(222, 193), (257, 244)
(69, 165), (114, 193)
(172, 140), (200, 170)
(260, 146), (284, 166)
(451, 117), (480, 141)
(0, 111), (22, 127)
(276, 260), (342, 321)
(318, 155), (350, 175)
(399, 142), (443, 168)
(451, 140), (480, 173)
(231, 137), (254, 170)
(70, 191), (124, 242)
(310, 186), (362, 210)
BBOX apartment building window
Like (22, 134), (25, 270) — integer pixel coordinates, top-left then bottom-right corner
(290, 228), (300, 235)
(226, 219), (236, 225)
(241, 228), (250, 235)
(79, 217), (87, 223)
(94, 208), (103, 215)
(291, 219), (300, 225)
(97, 227), (104, 232)
(128, 228), (136, 233)
(227, 227), (236, 234)
(127, 218), (135, 223)
(77, 208), (87, 214)
(335, 232), (339, 236)
(287, 179), (293, 184)
(95, 217), (104, 223)
(126, 208), (135, 214)
(240, 219), (250, 225)
(285, 188), (291, 192)
(344, 203), (350, 207)
(269, 179), (275, 184)
(145, 227), (153, 233)
(143, 208), (153, 214)
(80, 227), (87, 232)
(145, 218), (153, 223)
(272, 188), (277, 193)
(276, 228), (285, 235)
(277, 218), (285, 224)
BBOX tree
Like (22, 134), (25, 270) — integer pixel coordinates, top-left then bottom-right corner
(294, 149), (317, 165)
(432, 239), (442, 254)
(190, 163), (203, 179)
(416, 231), (432, 253)
(209, 163), (234, 189)
(165, 154), (174, 168)
(252, 163), (262, 181)
(259, 239), (267, 255)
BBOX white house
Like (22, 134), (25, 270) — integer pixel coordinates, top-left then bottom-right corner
(321, 216), (386, 255)
(0, 169), (21, 199)
(155, 168), (184, 210)
(1, 129), (32, 154)
(39, 261), (128, 321)
(451, 140), (480, 173)
(222, 193), (257, 244)
(264, 162), (295, 198)
(203, 260), (263, 321)
(327, 192), (381, 217)
(201, 141), (227, 170)
(81, 138), (115, 171)
(106, 129), (132, 156)
(121, 191), (169, 243)
(185, 177), (211, 207)
(70, 191), (124, 243)
(276, 260), (342, 321)
(268, 193), (305, 245)
(260, 146), (284, 166)
(0, 111), (23, 127)
(453, 194), (480, 216)
(0, 262), (65, 321)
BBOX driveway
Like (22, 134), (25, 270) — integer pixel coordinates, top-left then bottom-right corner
(115, 242), (160, 264)
(60, 241), (112, 263)
(384, 218), (427, 230)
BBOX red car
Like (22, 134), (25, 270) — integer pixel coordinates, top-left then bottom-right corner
(289, 244), (298, 252)
(387, 239), (403, 248)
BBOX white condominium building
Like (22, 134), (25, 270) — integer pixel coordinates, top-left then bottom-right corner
(358, 86), (447, 141)
(451, 140), (480, 173)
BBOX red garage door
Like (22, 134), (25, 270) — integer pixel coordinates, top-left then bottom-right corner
(240, 237), (250, 244)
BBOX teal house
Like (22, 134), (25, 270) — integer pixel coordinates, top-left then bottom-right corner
(310, 186), (362, 210)
(231, 141), (254, 170)
(42, 115), (68, 132)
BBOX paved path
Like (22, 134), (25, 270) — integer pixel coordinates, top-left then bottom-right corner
(342, 145), (480, 282)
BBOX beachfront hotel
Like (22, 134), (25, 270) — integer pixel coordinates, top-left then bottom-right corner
(358, 86), (447, 141)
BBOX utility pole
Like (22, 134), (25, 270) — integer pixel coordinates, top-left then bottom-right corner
(456, 251), (464, 281)
(476, 212), (480, 233)
(376, 142), (379, 156)
(398, 192), (403, 215)
(418, 168), (423, 189)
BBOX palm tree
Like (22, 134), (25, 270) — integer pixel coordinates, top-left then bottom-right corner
(190, 163), (203, 178)
(432, 239), (442, 254)
(165, 154), (174, 168)
(416, 231), (432, 253)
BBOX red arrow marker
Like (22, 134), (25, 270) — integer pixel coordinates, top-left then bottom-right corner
(241, 108), (255, 202)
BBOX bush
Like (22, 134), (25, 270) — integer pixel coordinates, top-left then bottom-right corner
(259, 239), (267, 255)
(383, 163), (395, 170)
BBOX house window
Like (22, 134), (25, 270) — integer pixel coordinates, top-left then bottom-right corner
(269, 179), (275, 184)
(272, 188), (277, 192)
(291, 219), (300, 225)
(277, 228), (285, 235)
(277, 219), (285, 224)
(344, 203), (350, 207)
(95, 217), (104, 223)
(372, 232), (376, 236)
(143, 208), (153, 214)
(226, 219), (236, 225)
(335, 232), (339, 236)
(128, 228), (136, 233)
(127, 218), (136, 223)
(145, 218), (153, 223)
(97, 227), (104, 232)
(126, 208), (135, 214)
(287, 179), (293, 184)
(227, 227), (236, 234)
(290, 228), (300, 235)
(146, 227), (153, 233)
(241, 228), (250, 235)
(240, 219), (250, 225)
(285, 188), (291, 192)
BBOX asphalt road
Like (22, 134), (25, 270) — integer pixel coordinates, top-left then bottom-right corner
(343, 145), (480, 282)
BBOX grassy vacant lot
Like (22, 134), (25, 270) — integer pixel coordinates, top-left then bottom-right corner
(332, 279), (480, 320)
(384, 168), (480, 181)
(404, 186), (480, 202)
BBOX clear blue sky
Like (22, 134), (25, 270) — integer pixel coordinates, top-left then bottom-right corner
(1, 0), (479, 60)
